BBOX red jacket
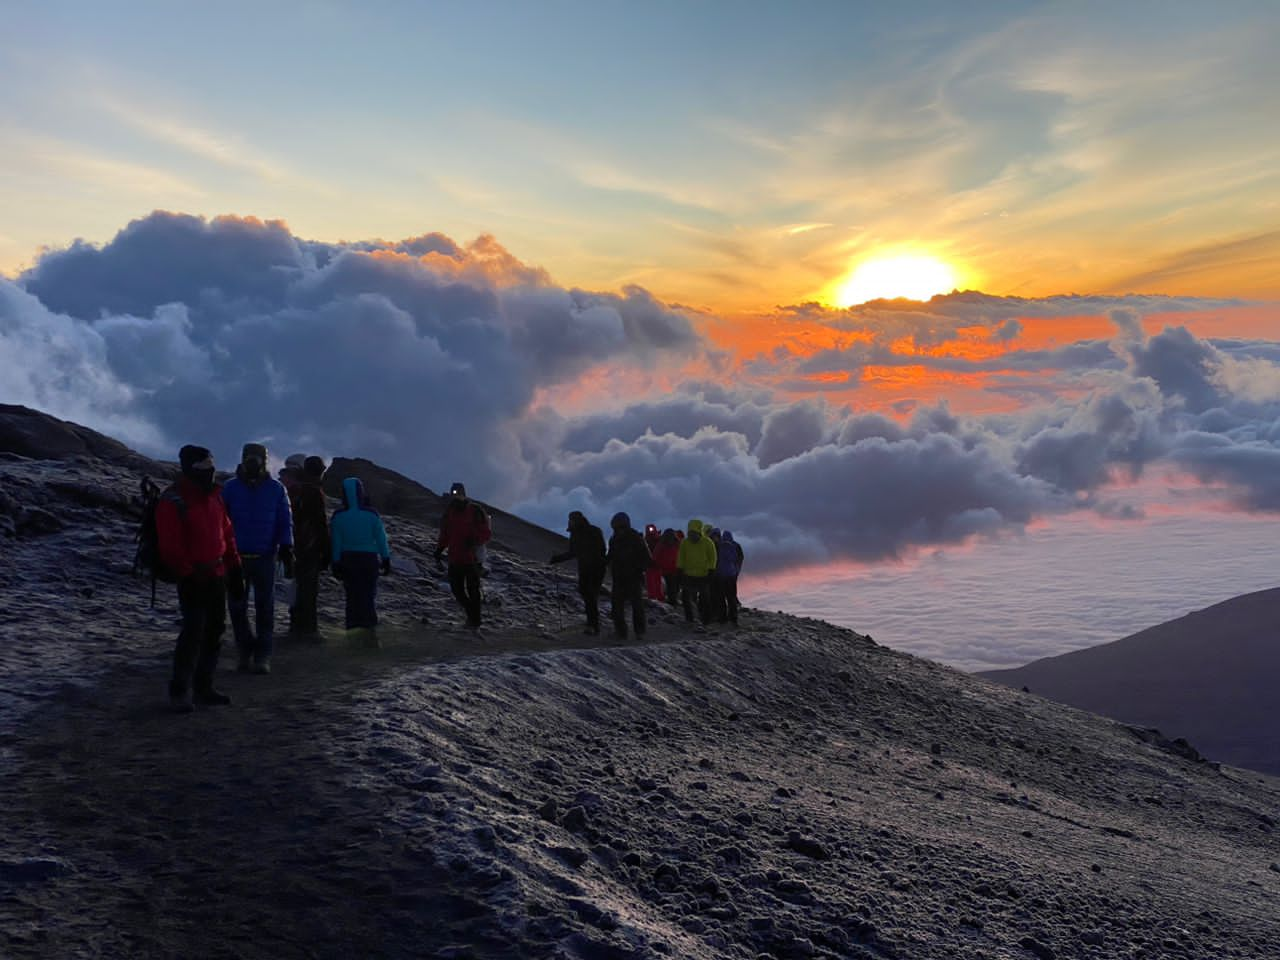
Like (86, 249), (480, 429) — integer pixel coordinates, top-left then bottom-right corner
(652, 539), (680, 575)
(157, 477), (241, 579)
(436, 500), (492, 566)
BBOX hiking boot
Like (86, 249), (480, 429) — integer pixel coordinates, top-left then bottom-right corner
(170, 690), (194, 714)
(250, 659), (271, 675)
(193, 689), (232, 706)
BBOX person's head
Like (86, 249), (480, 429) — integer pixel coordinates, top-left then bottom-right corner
(687, 518), (703, 538)
(566, 510), (586, 533)
(610, 511), (631, 531)
(449, 481), (468, 502)
(341, 476), (367, 509)
(645, 523), (657, 536)
(722, 530), (735, 543)
(179, 444), (216, 492)
(708, 527), (721, 541)
(240, 442), (268, 481)
(303, 456), (326, 480)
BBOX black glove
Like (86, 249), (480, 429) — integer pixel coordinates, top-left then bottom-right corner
(225, 567), (246, 601)
(380, 556), (392, 576)
(331, 562), (345, 581)
(278, 545), (295, 579)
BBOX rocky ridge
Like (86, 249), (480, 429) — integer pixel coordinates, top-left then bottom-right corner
(0, 405), (1277, 959)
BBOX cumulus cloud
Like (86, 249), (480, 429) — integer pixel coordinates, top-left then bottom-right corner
(8, 211), (1280, 572)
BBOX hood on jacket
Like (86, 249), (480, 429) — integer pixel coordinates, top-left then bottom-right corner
(341, 477), (368, 510)
(687, 519), (703, 534)
(722, 531), (734, 542)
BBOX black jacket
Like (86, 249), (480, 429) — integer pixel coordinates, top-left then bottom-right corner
(552, 523), (607, 575)
(607, 527), (651, 584)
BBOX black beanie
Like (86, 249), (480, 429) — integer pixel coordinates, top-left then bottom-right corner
(179, 445), (212, 472)
(242, 442), (268, 463)
(303, 455), (326, 478)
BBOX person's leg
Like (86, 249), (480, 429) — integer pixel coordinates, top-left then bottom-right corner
(709, 576), (723, 623)
(170, 579), (205, 701)
(250, 554), (276, 664)
(303, 559), (322, 634)
(580, 572), (600, 633)
(610, 582), (627, 637)
(695, 577), (711, 624)
(463, 564), (483, 626)
(727, 576), (739, 625)
(681, 575), (695, 622)
(631, 579), (646, 636)
(193, 578), (228, 698)
(228, 559), (254, 667)
(448, 564), (468, 622)
(663, 573), (678, 606)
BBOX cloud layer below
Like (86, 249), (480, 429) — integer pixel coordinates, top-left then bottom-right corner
(5, 212), (1279, 573)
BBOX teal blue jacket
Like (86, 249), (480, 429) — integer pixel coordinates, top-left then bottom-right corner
(330, 478), (390, 563)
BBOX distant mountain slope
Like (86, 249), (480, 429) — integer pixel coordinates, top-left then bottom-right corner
(0, 404), (567, 562)
(981, 588), (1280, 775)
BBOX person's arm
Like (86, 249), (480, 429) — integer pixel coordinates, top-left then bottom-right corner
(374, 515), (390, 559)
(330, 513), (344, 565)
(221, 501), (241, 572)
(706, 540), (718, 570)
(276, 485), (295, 548)
(475, 507), (492, 546)
(156, 498), (192, 579)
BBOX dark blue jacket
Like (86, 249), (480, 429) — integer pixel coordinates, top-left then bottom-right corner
(222, 472), (294, 556)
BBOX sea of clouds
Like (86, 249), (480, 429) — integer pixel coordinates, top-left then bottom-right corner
(5, 212), (1280, 588)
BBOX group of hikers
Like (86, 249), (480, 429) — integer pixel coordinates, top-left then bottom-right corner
(550, 513), (745, 640)
(150, 442), (742, 713)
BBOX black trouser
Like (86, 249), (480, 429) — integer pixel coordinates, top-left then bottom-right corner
(611, 576), (646, 637)
(448, 562), (483, 626)
(172, 576), (227, 698)
(579, 566), (605, 631)
(662, 572), (680, 606)
(717, 574), (739, 624)
(291, 555), (323, 634)
(339, 551), (380, 629)
(682, 575), (710, 624)
(709, 576), (725, 623)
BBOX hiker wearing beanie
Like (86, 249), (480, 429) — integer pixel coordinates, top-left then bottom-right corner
(434, 482), (491, 631)
(330, 477), (391, 647)
(677, 519), (717, 625)
(716, 530), (745, 626)
(643, 523), (664, 601)
(157, 445), (242, 712)
(606, 512), (650, 639)
(652, 529), (681, 607)
(550, 511), (607, 635)
(278, 453), (306, 493)
(222, 442), (295, 674)
(288, 456), (331, 640)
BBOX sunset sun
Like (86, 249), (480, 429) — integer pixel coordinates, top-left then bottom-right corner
(832, 254), (960, 307)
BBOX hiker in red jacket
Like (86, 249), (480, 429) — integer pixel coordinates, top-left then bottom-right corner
(156, 445), (243, 713)
(643, 523), (664, 601)
(652, 528), (681, 607)
(434, 482), (491, 630)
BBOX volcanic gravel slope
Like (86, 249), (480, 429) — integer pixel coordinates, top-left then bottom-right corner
(1, 407), (1278, 959)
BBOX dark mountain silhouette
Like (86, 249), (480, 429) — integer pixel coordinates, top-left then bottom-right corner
(981, 588), (1280, 775)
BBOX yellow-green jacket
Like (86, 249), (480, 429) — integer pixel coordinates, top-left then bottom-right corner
(677, 519), (718, 578)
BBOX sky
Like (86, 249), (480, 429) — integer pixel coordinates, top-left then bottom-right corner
(3, 1), (1279, 669)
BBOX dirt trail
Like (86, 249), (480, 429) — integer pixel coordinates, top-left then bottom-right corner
(1, 621), (701, 960)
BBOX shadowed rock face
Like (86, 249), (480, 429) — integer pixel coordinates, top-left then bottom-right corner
(0, 404), (158, 472)
(980, 589), (1280, 775)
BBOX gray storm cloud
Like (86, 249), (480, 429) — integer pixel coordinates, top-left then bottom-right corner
(5, 212), (1280, 572)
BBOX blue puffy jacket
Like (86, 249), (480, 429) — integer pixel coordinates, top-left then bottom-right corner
(331, 478), (390, 563)
(222, 472), (293, 556)
(717, 532), (743, 577)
